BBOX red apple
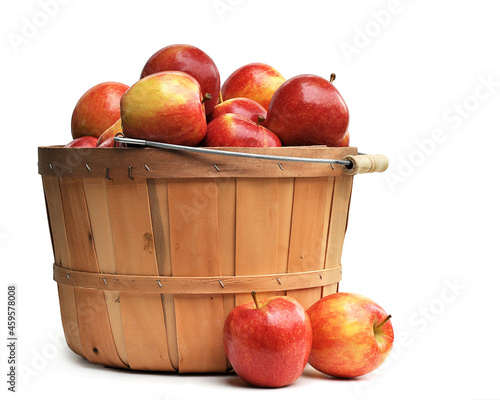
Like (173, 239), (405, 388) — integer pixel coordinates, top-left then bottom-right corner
(97, 137), (115, 148)
(207, 97), (267, 124)
(96, 119), (122, 146)
(121, 71), (208, 146)
(265, 74), (349, 146)
(224, 292), (312, 388)
(307, 292), (394, 378)
(97, 136), (124, 148)
(221, 63), (285, 111)
(64, 136), (98, 148)
(140, 44), (220, 115)
(339, 130), (350, 147)
(203, 114), (281, 147)
(71, 82), (129, 139)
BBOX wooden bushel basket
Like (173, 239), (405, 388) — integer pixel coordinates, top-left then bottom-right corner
(38, 144), (387, 373)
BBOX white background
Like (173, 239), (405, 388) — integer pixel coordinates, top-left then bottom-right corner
(1, 0), (499, 399)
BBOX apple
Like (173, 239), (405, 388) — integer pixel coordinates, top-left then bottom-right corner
(140, 44), (220, 115)
(97, 134), (124, 148)
(307, 292), (394, 378)
(121, 71), (208, 146)
(96, 119), (122, 146)
(97, 137), (116, 147)
(203, 114), (281, 147)
(221, 63), (285, 111)
(265, 74), (349, 146)
(71, 82), (129, 139)
(339, 130), (350, 147)
(64, 136), (98, 148)
(207, 97), (267, 124)
(223, 292), (312, 388)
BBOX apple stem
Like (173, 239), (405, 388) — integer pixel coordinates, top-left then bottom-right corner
(202, 93), (212, 104)
(218, 91), (223, 104)
(256, 116), (266, 126)
(374, 315), (392, 331)
(251, 291), (260, 309)
(330, 73), (336, 83)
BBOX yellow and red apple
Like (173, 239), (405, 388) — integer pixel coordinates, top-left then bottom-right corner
(120, 71), (208, 146)
(96, 119), (122, 147)
(307, 292), (393, 378)
(221, 63), (285, 111)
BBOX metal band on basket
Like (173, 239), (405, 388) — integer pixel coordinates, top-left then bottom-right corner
(53, 264), (342, 294)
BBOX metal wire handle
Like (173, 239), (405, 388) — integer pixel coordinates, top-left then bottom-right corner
(114, 137), (354, 168)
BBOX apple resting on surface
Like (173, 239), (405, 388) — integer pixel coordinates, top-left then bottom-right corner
(265, 74), (349, 146)
(221, 63), (285, 111)
(140, 44), (220, 115)
(71, 82), (129, 139)
(121, 71), (208, 146)
(207, 97), (267, 124)
(64, 136), (98, 148)
(203, 114), (281, 148)
(223, 292), (312, 388)
(307, 292), (394, 378)
(96, 118), (122, 146)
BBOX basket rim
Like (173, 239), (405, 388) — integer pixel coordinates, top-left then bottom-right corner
(38, 145), (359, 179)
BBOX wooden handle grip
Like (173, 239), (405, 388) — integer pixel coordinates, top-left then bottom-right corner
(341, 154), (389, 175)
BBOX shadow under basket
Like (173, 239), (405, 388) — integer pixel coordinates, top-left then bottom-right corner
(38, 144), (387, 373)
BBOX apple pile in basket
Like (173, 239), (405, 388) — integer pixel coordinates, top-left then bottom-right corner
(66, 44), (350, 149)
(65, 44), (393, 388)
